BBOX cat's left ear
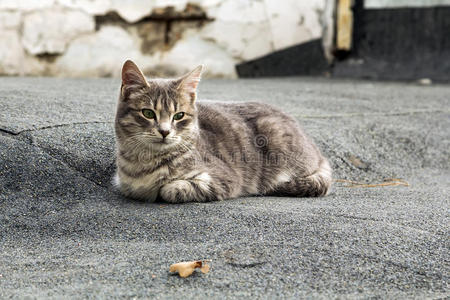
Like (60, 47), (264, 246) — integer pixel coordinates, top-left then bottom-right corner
(177, 65), (204, 103)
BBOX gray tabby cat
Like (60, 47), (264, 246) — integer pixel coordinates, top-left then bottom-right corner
(114, 60), (332, 203)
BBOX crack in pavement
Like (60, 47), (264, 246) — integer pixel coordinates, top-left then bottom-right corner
(37, 146), (113, 190)
(348, 252), (444, 280)
(0, 128), (111, 190)
(0, 121), (113, 136)
(0, 128), (17, 135)
(226, 261), (267, 268)
(295, 109), (450, 119)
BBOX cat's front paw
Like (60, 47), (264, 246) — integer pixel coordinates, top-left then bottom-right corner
(160, 180), (195, 203)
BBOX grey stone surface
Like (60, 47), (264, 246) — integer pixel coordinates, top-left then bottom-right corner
(0, 77), (449, 298)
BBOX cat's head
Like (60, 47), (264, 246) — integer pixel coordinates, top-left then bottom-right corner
(115, 60), (203, 153)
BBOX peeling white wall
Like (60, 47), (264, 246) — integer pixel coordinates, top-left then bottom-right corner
(0, 0), (330, 78)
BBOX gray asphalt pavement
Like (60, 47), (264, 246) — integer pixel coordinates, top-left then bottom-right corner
(0, 77), (449, 299)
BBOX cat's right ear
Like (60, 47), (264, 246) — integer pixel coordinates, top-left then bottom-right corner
(121, 60), (148, 87)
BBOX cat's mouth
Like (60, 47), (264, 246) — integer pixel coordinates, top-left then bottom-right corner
(155, 137), (177, 145)
(147, 136), (181, 148)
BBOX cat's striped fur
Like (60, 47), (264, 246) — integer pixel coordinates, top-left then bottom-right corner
(114, 60), (332, 203)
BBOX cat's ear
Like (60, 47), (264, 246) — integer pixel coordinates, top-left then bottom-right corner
(177, 65), (204, 103)
(121, 60), (148, 87)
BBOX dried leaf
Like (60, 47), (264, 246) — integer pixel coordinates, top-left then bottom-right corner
(169, 260), (211, 278)
(335, 178), (409, 188)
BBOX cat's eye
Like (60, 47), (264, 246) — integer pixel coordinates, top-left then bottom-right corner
(142, 109), (156, 119)
(173, 112), (185, 121)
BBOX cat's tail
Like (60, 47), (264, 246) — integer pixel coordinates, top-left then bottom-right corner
(303, 158), (332, 197)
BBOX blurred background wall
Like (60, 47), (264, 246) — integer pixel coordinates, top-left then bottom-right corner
(0, 0), (328, 78)
(0, 0), (449, 80)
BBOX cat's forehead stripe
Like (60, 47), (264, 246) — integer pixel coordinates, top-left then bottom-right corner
(155, 97), (161, 111)
(165, 98), (176, 112)
(161, 98), (169, 111)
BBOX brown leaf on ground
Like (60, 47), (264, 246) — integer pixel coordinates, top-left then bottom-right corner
(335, 178), (409, 188)
(169, 260), (211, 278)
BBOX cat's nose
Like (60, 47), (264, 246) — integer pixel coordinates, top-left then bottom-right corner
(158, 129), (170, 138)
